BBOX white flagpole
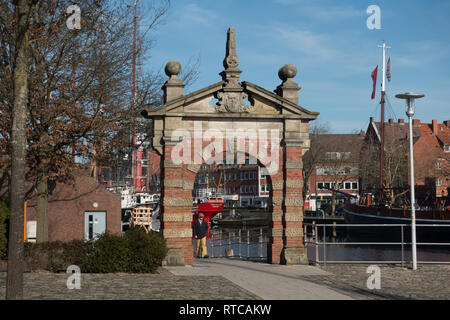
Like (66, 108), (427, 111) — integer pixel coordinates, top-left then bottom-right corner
(377, 41), (391, 92)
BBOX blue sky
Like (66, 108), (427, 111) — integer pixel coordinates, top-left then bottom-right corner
(143, 0), (450, 133)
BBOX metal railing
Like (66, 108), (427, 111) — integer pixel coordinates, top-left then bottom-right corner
(208, 227), (269, 261)
(303, 223), (450, 266)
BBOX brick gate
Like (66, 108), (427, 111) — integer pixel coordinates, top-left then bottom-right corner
(142, 27), (318, 266)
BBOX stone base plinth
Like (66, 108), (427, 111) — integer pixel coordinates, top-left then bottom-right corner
(281, 246), (308, 265)
(163, 245), (185, 266)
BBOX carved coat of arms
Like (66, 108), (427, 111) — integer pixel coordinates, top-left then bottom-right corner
(216, 91), (249, 113)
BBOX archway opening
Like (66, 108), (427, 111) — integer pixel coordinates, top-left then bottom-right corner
(192, 151), (273, 262)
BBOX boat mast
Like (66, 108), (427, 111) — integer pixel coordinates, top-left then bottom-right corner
(377, 40), (390, 204)
(131, 0), (138, 190)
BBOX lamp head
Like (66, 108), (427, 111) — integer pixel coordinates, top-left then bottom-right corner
(395, 92), (424, 118)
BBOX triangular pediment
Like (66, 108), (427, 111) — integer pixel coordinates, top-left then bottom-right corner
(142, 80), (318, 120)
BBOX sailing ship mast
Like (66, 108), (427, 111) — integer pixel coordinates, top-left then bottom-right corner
(131, 0), (138, 190)
(377, 40), (390, 204)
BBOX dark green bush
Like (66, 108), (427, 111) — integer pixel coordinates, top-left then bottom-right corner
(0, 201), (9, 259)
(81, 232), (129, 273)
(123, 227), (168, 273)
(24, 240), (90, 272)
(81, 227), (168, 273)
(23, 227), (167, 273)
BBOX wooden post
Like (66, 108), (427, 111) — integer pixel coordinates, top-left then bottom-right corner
(23, 201), (27, 243)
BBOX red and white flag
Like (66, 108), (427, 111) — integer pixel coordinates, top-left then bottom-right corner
(371, 65), (378, 99)
(386, 57), (391, 82)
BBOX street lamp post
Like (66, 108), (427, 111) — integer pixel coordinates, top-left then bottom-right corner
(395, 92), (424, 270)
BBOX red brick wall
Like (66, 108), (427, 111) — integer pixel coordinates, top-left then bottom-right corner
(26, 173), (121, 242)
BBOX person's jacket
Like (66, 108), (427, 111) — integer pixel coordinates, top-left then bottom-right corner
(193, 219), (209, 238)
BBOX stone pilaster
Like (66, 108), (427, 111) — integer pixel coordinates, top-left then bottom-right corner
(280, 142), (308, 265)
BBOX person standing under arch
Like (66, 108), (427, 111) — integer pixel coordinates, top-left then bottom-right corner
(193, 213), (209, 258)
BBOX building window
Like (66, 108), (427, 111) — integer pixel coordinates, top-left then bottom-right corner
(344, 182), (351, 190)
(444, 145), (450, 153)
(317, 182), (324, 190)
(326, 152), (351, 160)
(352, 182), (358, 190)
(436, 162), (442, 169)
(436, 178), (442, 186)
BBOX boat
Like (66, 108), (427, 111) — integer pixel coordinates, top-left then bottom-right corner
(108, 186), (161, 231)
(344, 203), (450, 242)
(343, 41), (450, 242)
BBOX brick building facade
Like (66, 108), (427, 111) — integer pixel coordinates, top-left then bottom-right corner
(24, 172), (121, 242)
(364, 118), (449, 207)
(193, 154), (270, 208)
(305, 133), (364, 211)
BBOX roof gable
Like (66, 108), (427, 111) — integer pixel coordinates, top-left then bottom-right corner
(141, 80), (319, 120)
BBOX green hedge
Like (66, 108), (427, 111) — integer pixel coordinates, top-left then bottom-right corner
(25, 240), (90, 272)
(82, 227), (168, 273)
(0, 201), (8, 259)
(24, 226), (168, 273)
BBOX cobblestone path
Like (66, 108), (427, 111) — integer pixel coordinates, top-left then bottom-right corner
(0, 269), (259, 300)
(1, 264), (448, 300)
(303, 264), (450, 300)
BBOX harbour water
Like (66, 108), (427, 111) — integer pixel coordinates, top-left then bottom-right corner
(193, 225), (450, 264)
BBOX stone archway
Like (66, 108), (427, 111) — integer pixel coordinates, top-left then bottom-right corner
(191, 151), (275, 260)
(142, 27), (319, 266)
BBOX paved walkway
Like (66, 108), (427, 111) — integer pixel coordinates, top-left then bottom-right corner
(166, 258), (354, 300)
(2, 259), (448, 299)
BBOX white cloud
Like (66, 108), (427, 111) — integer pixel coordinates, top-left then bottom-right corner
(275, 27), (335, 60)
(276, 0), (363, 20)
(301, 4), (363, 20)
(179, 4), (217, 25)
(275, 0), (301, 4)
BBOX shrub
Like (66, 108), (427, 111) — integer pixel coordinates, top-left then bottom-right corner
(81, 227), (167, 273)
(123, 227), (168, 273)
(81, 233), (129, 273)
(24, 240), (90, 272)
(0, 201), (9, 259)
(23, 227), (168, 273)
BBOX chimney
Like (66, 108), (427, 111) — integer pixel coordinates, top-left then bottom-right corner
(162, 60), (184, 103)
(398, 119), (405, 124)
(432, 120), (438, 134)
(413, 119), (421, 126)
(275, 64), (301, 104)
(360, 130), (365, 137)
(388, 118), (394, 124)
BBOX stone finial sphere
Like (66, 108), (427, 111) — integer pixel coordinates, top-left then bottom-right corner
(278, 64), (297, 81)
(165, 60), (181, 77)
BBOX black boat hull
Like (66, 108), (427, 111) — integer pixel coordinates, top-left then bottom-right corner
(344, 208), (450, 243)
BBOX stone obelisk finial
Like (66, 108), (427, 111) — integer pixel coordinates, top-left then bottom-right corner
(220, 27), (242, 88)
(223, 27), (239, 69)
(216, 27), (248, 113)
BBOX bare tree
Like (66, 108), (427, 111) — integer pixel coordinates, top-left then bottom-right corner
(5, 0), (38, 300)
(359, 133), (409, 206)
(302, 122), (330, 206)
(1, 0), (195, 243)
